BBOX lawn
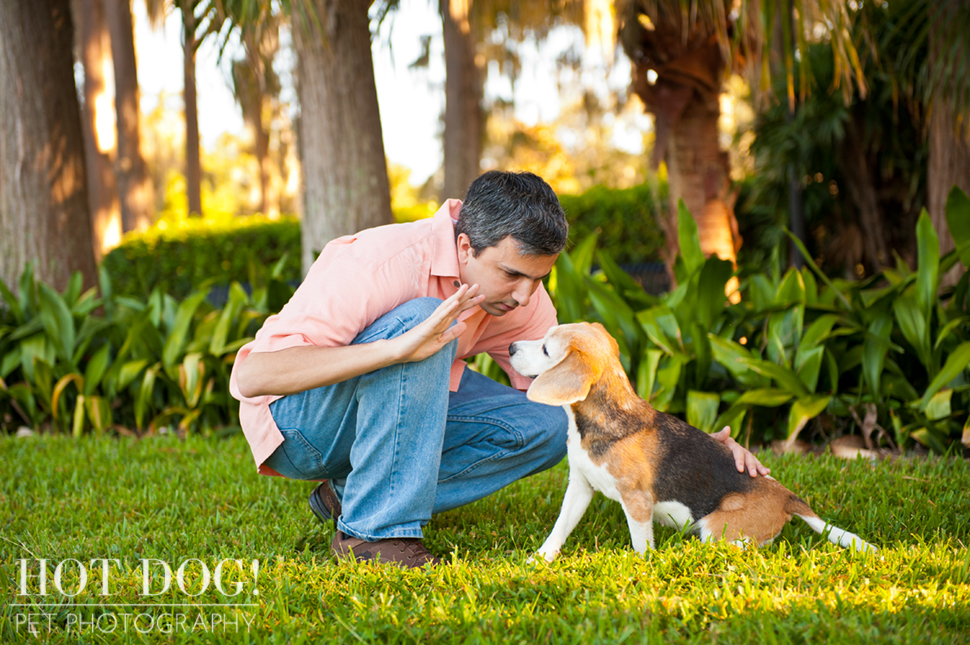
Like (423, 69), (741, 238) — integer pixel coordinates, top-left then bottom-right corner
(2, 432), (969, 644)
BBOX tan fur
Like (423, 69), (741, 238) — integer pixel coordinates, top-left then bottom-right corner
(703, 479), (796, 544)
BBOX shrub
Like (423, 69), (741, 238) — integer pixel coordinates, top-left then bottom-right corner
(559, 182), (667, 265)
(550, 188), (970, 452)
(101, 215), (302, 300)
(102, 184), (670, 300)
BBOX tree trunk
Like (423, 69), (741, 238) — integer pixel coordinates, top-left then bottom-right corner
(103, 0), (153, 232)
(630, 32), (739, 289)
(182, 2), (202, 217)
(0, 0), (98, 292)
(841, 116), (889, 274)
(663, 94), (738, 273)
(293, 0), (393, 275)
(74, 0), (121, 260)
(441, 0), (483, 201)
(928, 6), (970, 288)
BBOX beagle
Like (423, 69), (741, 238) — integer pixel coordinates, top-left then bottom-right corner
(509, 322), (876, 561)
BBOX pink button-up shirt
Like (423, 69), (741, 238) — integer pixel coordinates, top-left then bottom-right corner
(229, 200), (559, 474)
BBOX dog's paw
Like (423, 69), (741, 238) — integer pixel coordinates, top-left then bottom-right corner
(529, 548), (559, 564)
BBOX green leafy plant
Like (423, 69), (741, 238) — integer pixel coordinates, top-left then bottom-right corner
(548, 188), (970, 453)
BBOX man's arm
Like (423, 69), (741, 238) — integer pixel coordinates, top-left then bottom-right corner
(236, 285), (484, 398)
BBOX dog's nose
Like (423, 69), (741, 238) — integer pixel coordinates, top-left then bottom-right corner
(509, 343), (518, 356)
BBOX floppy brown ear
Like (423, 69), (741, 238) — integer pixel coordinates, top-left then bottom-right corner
(526, 350), (599, 406)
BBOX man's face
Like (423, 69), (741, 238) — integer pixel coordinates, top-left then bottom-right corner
(457, 234), (558, 316)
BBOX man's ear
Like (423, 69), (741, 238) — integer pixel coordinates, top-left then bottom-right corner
(526, 350), (598, 406)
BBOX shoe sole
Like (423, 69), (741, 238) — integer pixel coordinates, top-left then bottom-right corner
(309, 486), (336, 525)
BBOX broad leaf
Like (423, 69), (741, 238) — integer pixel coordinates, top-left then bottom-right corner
(916, 210), (940, 322)
(687, 390), (720, 433)
(677, 199), (704, 278)
(786, 394), (831, 442)
(37, 283), (76, 364)
(946, 186), (970, 268)
(921, 341), (970, 411)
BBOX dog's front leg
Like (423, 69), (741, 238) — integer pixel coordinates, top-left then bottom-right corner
(620, 493), (655, 555)
(534, 474), (594, 562)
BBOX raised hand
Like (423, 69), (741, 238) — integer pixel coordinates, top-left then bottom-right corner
(392, 284), (484, 364)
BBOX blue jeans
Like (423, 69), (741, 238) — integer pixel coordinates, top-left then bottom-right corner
(263, 298), (568, 541)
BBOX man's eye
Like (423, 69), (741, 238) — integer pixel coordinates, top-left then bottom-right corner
(542, 345), (549, 356)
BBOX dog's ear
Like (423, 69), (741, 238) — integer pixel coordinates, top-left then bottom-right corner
(526, 349), (599, 406)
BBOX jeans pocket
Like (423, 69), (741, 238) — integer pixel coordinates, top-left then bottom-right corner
(263, 429), (329, 480)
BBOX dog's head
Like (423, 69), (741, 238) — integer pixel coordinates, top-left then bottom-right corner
(509, 322), (621, 406)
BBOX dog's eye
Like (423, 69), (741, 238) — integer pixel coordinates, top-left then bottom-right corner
(542, 345), (549, 356)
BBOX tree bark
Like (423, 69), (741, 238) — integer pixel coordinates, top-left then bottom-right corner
(293, 0), (393, 275)
(441, 0), (483, 201)
(0, 0), (98, 292)
(928, 6), (970, 288)
(841, 116), (889, 273)
(182, 1), (202, 217)
(74, 0), (121, 260)
(103, 0), (153, 232)
(627, 16), (739, 287)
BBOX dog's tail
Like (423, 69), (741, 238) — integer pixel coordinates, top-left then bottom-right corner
(786, 497), (877, 553)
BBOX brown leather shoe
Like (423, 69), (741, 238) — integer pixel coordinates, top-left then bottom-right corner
(309, 482), (342, 526)
(331, 530), (441, 569)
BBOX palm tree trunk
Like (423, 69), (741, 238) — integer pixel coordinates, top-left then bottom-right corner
(663, 95), (738, 275)
(928, 5), (970, 288)
(74, 0), (121, 260)
(182, 1), (202, 217)
(293, 0), (393, 275)
(103, 0), (153, 232)
(441, 0), (483, 200)
(0, 0), (98, 292)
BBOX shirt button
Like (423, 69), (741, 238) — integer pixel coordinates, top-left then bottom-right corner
(453, 280), (460, 288)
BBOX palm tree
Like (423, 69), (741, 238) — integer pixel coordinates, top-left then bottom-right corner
(614, 0), (866, 277)
(888, 0), (970, 286)
(104, 0), (156, 231)
(73, 0), (122, 259)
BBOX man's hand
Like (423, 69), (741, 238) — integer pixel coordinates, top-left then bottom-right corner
(710, 426), (770, 477)
(392, 284), (485, 363)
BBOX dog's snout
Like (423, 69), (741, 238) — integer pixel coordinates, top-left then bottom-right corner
(508, 343), (518, 357)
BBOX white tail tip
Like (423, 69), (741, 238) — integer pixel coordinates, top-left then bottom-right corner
(797, 514), (878, 553)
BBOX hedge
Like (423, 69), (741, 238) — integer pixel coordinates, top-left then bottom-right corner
(101, 183), (669, 300)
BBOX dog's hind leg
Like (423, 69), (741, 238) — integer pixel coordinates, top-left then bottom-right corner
(534, 475), (595, 562)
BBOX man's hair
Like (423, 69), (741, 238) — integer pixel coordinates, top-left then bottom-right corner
(456, 171), (568, 257)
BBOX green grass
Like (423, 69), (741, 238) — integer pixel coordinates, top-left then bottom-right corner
(1, 433), (968, 644)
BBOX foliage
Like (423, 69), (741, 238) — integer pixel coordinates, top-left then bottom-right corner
(2, 433), (969, 643)
(101, 214), (302, 301)
(559, 182), (667, 266)
(551, 189), (970, 452)
(103, 182), (670, 301)
(743, 15), (928, 276)
(0, 261), (295, 437)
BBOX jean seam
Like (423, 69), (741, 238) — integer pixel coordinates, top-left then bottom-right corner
(337, 518), (424, 541)
(438, 446), (514, 483)
(445, 415), (527, 449)
(278, 428), (327, 478)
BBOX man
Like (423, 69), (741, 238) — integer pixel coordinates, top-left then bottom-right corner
(231, 171), (766, 569)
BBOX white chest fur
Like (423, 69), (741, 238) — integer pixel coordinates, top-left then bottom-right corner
(564, 407), (623, 503)
(564, 408), (697, 532)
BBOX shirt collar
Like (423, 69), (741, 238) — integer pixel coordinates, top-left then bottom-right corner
(430, 199), (463, 279)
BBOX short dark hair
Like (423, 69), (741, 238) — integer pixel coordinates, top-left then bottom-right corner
(456, 171), (568, 257)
